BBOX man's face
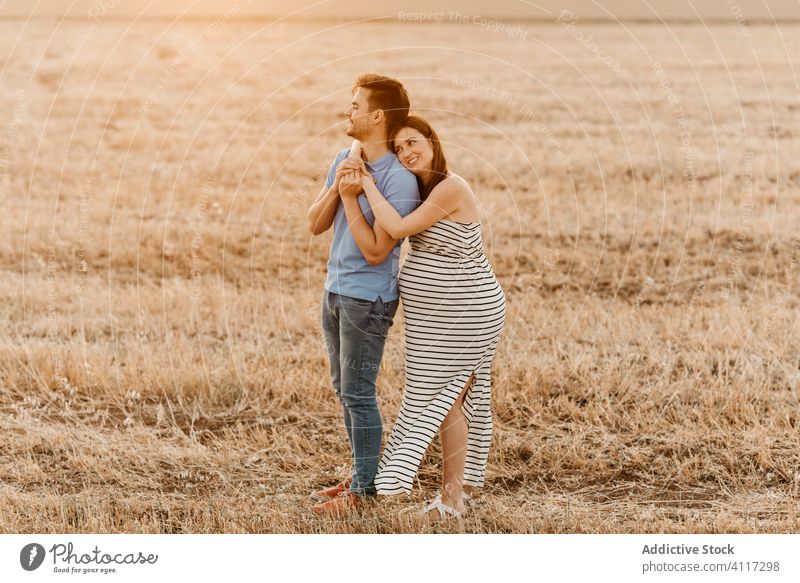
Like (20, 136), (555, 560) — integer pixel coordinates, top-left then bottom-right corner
(345, 88), (373, 139)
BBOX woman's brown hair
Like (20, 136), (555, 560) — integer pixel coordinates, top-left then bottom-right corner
(389, 115), (448, 202)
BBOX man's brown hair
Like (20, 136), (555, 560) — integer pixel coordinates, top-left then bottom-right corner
(353, 73), (410, 136)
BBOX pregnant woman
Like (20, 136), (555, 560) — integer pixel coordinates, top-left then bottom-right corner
(339, 115), (506, 520)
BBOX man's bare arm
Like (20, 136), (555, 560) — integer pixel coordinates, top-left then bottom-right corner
(307, 183), (339, 236)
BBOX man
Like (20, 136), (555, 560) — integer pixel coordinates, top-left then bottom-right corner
(307, 74), (420, 516)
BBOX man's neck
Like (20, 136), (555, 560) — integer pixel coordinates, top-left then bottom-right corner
(359, 138), (390, 164)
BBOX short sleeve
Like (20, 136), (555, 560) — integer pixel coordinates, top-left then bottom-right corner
(324, 149), (349, 189)
(381, 171), (420, 220)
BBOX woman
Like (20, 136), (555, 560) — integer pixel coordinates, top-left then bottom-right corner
(339, 115), (506, 520)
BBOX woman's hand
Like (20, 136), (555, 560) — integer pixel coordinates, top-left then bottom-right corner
(360, 169), (375, 189)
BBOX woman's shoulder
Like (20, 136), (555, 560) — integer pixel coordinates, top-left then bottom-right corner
(427, 174), (480, 222)
(429, 173), (473, 199)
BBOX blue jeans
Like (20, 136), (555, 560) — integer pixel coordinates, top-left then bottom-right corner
(321, 291), (398, 497)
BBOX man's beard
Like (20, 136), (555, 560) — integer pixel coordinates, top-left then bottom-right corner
(346, 120), (367, 139)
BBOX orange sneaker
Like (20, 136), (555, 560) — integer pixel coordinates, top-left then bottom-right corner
(310, 476), (352, 500)
(311, 491), (366, 518)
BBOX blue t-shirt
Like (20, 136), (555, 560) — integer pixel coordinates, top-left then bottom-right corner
(323, 147), (420, 301)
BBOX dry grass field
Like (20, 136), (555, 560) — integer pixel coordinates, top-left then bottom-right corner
(0, 15), (799, 533)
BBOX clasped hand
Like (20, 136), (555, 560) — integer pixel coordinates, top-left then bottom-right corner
(335, 157), (374, 199)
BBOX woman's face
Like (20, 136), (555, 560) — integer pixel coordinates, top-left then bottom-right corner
(393, 127), (433, 176)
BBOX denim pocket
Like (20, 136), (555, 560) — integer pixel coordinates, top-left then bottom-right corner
(384, 299), (399, 319)
(369, 297), (399, 338)
(340, 294), (374, 309)
(372, 296), (384, 315)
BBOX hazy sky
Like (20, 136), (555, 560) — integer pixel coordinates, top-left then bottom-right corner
(2, 0), (799, 21)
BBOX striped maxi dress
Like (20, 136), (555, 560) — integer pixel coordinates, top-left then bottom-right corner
(374, 219), (506, 495)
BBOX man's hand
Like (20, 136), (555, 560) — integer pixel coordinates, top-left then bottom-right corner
(307, 149), (367, 237)
(333, 157), (361, 186)
(337, 156), (365, 175)
(337, 157), (370, 199)
(338, 170), (362, 199)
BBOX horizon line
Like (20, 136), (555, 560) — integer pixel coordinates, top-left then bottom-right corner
(0, 15), (798, 24)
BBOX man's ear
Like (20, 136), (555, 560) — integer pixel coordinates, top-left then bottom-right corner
(371, 109), (384, 125)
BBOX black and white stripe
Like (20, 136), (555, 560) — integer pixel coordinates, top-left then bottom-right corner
(375, 220), (506, 495)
